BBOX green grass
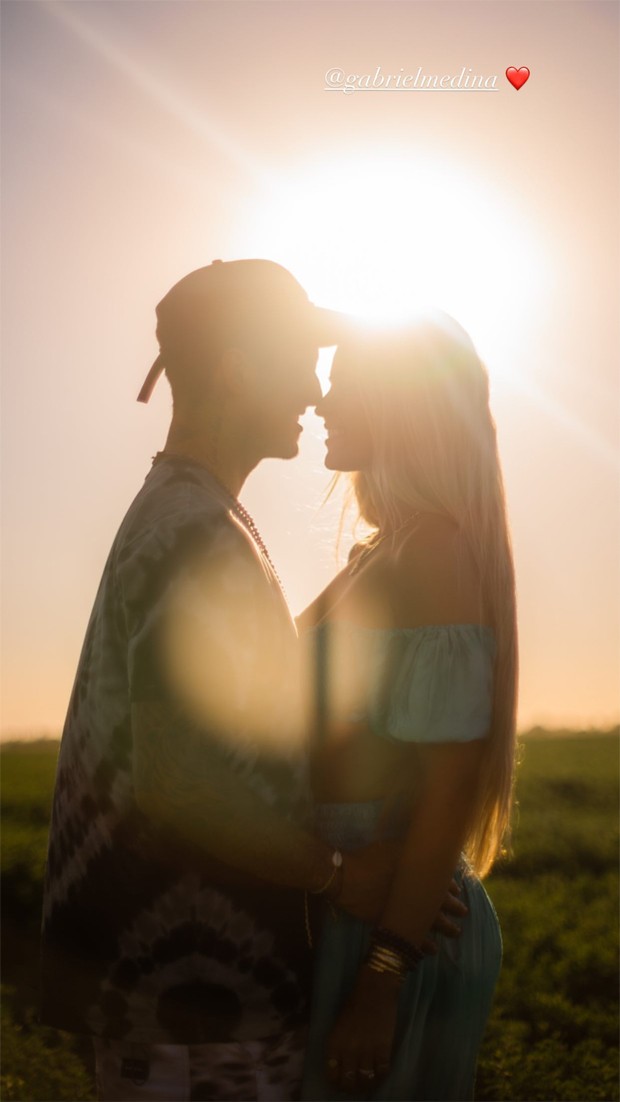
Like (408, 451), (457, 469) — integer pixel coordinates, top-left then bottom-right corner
(1, 741), (59, 929)
(476, 731), (619, 1101)
(1, 992), (95, 1102)
(1, 740), (96, 1101)
(501, 735), (619, 878)
(1, 731), (618, 1101)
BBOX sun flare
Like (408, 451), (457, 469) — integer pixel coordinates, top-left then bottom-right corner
(232, 150), (550, 388)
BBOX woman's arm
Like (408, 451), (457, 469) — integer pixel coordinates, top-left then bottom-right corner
(325, 739), (485, 1094)
(133, 699), (336, 893)
(376, 737), (484, 941)
(295, 543), (366, 635)
(325, 519), (490, 1093)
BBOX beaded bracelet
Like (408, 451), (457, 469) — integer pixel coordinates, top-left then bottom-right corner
(370, 926), (424, 970)
(365, 943), (408, 983)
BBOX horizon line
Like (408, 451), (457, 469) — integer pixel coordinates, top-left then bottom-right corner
(2, 723), (619, 746)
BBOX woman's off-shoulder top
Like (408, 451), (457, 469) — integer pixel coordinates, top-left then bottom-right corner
(307, 622), (496, 745)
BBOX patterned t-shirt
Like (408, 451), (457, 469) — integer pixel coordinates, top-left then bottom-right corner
(40, 455), (313, 1044)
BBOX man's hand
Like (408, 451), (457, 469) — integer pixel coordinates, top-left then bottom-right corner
(335, 840), (468, 947)
(332, 840), (400, 922)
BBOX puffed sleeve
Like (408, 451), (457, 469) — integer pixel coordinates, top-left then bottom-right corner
(368, 625), (496, 744)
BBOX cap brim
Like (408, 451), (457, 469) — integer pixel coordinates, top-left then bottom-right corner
(310, 305), (357, 347)
(136, 353), (164, 403)
(136, 308), (356, 403)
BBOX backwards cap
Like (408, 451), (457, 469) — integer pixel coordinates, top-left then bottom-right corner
(137, 258), (347, 402)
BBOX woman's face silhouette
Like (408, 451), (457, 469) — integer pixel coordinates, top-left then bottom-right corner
(316, 347), (374, 471)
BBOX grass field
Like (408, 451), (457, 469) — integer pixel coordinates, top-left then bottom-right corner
(1, 730), (618, 1101)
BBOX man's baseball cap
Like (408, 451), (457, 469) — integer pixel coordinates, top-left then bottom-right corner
(137, 258), (349, 403)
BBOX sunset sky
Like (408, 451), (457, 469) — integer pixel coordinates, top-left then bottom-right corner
(1, 0), (618, 736)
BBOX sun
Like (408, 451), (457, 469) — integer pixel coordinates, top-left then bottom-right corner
(231, 148), (550, 388)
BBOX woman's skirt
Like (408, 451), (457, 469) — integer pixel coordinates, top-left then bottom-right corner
(301, 800), (502, 1101)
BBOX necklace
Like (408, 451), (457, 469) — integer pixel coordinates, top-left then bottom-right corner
(348, 512), (422, 576)
(152, 450), (286, 595)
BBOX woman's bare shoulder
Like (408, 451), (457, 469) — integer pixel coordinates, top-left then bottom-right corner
(295, 560), (357, 632)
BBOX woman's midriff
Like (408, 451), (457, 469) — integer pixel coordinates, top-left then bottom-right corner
(311, 722), (420, 804)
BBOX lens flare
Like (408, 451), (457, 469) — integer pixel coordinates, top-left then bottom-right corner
(232, 150), (551, 386)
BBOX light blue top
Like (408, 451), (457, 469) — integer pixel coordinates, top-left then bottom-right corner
(311, 622), (496, 745)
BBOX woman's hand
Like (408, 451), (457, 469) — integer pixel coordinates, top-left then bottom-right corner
(326, 964), (401, 1095)
(336, 843), (468, 942)
(421, 877), (468, 953)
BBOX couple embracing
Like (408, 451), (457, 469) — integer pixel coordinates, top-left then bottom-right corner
(40, 259), (517, 1101)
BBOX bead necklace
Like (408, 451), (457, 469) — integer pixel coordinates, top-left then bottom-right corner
(152, 450), (286, 595)
(348, 512), (422, 575)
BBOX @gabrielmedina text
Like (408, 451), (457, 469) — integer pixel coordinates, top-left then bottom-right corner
(324, 66), (499, 94)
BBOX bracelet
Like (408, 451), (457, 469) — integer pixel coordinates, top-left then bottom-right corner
(308, 850), (343, 896)
(365, 944), (408, 983)
(371, 925), (425, 969)
(304, 850), (344, 949)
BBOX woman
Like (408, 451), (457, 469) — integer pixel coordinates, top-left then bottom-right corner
(297, 314), (518, 1100)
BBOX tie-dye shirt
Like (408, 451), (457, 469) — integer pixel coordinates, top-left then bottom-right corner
(40, 455), (313, 1044)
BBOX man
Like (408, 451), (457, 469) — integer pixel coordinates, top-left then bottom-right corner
(40, 260), (465, 1101)
(40, 259), (398, 1101)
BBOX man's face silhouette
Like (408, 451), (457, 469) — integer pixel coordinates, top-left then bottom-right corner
(233, 333), (323, 461)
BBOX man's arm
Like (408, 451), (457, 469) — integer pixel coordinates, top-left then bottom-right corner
(132, 700), (401, 914)
(121, 514), (333, 891)
(124, 512), (399, 912)
(132, 698), (333, 893)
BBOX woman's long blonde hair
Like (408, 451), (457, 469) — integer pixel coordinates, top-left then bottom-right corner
(340, 315), (518, 876)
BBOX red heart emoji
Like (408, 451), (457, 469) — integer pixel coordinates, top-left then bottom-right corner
(506, 66), (530, 90)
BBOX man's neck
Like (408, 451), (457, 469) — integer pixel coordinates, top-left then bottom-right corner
(163, 419), (256, 499)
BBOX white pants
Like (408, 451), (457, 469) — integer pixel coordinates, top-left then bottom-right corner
(93, 1027), (308, 1102)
